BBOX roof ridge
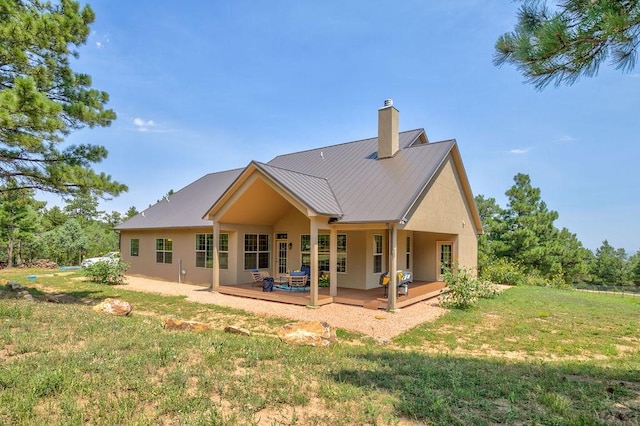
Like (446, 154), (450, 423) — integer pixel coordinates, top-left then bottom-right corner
(269, 128), (426, 161)
(256, 161), (328, 181)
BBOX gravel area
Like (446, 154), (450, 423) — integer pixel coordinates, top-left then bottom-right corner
(122, 276), (449, 341)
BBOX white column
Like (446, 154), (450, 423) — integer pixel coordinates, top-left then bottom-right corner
(329, 227), (337, 297)
(309, 217), (319, 307)
(212, 221), (220, 292)
(388, 223), (398, 311)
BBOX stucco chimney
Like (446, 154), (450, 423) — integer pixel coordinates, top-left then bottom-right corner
(378, 99), (399, 159)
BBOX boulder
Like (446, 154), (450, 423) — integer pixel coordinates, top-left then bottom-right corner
(92, 298), (133, 316)
(6, 281), (24, 291)
(224, 325), (251, 336)
(277, 321), (337, 347)
(161, 316), (211, 332)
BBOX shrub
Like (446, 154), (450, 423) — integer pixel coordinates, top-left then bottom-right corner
(440, 266), (498, 309)
(83, 261), (128, 285)
(480, 258), (526, 286)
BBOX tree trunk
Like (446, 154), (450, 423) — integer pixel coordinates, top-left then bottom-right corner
(7, 238), (14, 268)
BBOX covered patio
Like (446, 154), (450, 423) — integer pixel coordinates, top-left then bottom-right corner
(217, 280), (447, 310)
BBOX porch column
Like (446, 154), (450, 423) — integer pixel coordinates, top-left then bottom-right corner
(329, 227), (337, 297)
(309, 217), (320, 307)
(211, 221), (220, 292)
(388, 223), (398, 311)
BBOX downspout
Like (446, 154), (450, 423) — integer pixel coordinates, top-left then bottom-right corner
(178, 259), (182, 284)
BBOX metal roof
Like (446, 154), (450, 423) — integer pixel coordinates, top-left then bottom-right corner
(254, 162), (343, 216)
(116, 128), (462, 229)
(266, 129), (455, 223)
(114, 168), (243, 230)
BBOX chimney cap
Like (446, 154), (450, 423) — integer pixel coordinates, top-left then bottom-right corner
(383, 99), (393, 107)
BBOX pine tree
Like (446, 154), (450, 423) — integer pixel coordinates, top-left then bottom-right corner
(0, 180), (44, 266)
(495, 0), (640, 89)
(591, 240), (631, 285)
(0, 0), (127, 197)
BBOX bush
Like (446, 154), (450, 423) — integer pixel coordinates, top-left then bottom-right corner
(83, 261), (128, 285)
(480, 258), (526, 286)
(440, 266), (498, 310)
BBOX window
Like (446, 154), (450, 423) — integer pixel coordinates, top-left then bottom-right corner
(219, 233), (229, 269)
(301, 234), (310, 269)
(318, 234), (330, 271)
(406, 236), (411, 269)
(337, 234), (347, 273)
(244, 234), (270, 269)
(301, 234), (347, 273)
(373, 234), (383, 273)
(156, 238), (173, 264)
(130, 239), (139, 257)
(195, 233), (229, 269)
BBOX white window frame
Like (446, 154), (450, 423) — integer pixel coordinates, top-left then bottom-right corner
(373, 234), (383, 274)
(244, 233), (270, 270)
(195, 233), (228, 269)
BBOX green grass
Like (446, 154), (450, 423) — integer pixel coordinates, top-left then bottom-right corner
(1, 269), (639, 425)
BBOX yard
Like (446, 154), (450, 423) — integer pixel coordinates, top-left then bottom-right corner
(1, 269), (639, 425)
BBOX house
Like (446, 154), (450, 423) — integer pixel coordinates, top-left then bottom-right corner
(115, 100), (482, 309)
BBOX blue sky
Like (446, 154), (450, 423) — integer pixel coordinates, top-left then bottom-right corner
(54, 1), (639, 253)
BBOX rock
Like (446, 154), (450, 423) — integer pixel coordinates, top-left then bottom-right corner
(224, 325), (251, 336)
(44, 294), (61, 303)
(6, 281), (24, 291)
(93, 298), (133, 316)
(22, 292), (34, 301)
(277, 321), (337, 347)
(161, 316), (211, 332)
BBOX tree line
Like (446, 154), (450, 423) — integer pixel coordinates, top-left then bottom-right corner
(477, 173), (640, 288)
(0, 184), (136, 267)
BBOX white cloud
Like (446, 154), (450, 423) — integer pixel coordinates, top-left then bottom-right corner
(96, 41), (103, 48)
(510, 148), (531, 154)
(133, 118), (156, 132)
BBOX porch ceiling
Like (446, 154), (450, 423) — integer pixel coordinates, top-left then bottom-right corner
(216, 178), (293, 225)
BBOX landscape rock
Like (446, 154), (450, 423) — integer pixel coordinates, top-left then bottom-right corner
(19, 259), (58, 269)
(6, 281), (25, 291)
(161, 316), (211, 332)
(277, 321), (337, 347)
(224, 325), (251, 336)
(92, 298), (133, 316)
(44, 294), (61, 303)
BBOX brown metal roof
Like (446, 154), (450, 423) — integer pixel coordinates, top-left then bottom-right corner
(116, 128), (467, 229)
(114, 169), (243, 230)
(266, 129), (455, 223)
(254, 162), (343, 216)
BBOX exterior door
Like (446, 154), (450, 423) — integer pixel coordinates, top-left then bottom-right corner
(436, 241), (453, 280)
(277, 241), (288, 274)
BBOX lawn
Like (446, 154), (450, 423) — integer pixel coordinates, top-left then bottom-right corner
(1, 268), (639, 425)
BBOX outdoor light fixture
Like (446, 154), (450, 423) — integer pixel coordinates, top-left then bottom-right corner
(288, 242), (293, 250)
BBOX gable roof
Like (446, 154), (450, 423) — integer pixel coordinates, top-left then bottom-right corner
(254, 162), (343, 216)
(117, 128), (481, 231)
(114, 169), (242, 230)
(264, 129), (455, 223)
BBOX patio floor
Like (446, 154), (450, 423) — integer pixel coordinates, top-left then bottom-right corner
(217, 280), (446, 310)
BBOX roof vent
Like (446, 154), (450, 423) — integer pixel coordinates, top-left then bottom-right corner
(384, 99), (393, 107)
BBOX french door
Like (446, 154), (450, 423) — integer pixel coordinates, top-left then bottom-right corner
(277, 241), (288, 274)
(436, 241), (453, 281)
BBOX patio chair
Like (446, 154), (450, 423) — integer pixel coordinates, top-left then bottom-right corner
(379, 270), (411, 297)
(249, 269), (270, 288)
(288, 271), (308, 290)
